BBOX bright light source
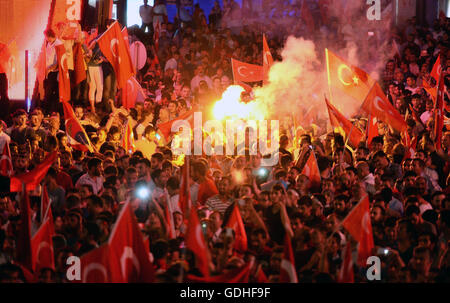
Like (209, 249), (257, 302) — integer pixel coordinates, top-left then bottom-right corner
(136, 186), (151, 200)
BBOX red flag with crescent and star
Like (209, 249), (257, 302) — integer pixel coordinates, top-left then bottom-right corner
(431, 55), (441, 83)
(31, 208), (55, 273)
(301, 150), (321, 189)
(225, 203), (248, 253)
(185, 206), (211, 277)
(342, 195), (374, 267)
(326, 49), (374, 102)
(325, 97), (364, 148)
(56, 44), (71, 103)
(263, 34), (273, 85)
(79, 245), (111, 283)
(108, 202), (154, 283)
(231, 58), (263, 83)
(97, 21), (134, 89)
(62, 101), (94, 152)
(361, 82), (407, 132)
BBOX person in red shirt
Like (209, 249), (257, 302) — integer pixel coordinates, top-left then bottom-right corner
(192, 160), (219, 207)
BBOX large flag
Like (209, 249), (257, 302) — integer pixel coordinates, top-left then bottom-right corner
(231, 58), (263, 83)
(434, 74), (445, 150)
(16, 186), (33, 271)
(56, 44), (71, 102)
(158, 109), (195, 141)
(80, 245), (111, 283)
(325, 97), (364, 147)
(121, 119), (136, 154)
(301, 150), (321, 189)
(122, 76), (146, 109)
(366, 115), (378, 148)
(423, 78), (437, 103)
(337, 242), (354, 283)
(342, 195), (374, 267)
(325, 49), (374, 102)
(361, 82), (407, 132)
(262, 34), (273, 85)
(279, 234), (297, 283)
(97, 21), (134, 89)
(401, 131), (417, 160)
(0, 141), (13, 177)
(185, 207), (210, 277)
(31, 209), (55, 273)
(178, 157), (191, 215)
(10, 152), (58, 192)
(431, 55), (442, 83)
(108, 202), (154, 283)
(40, 185), (51, 223)
(62, 101), (94, 152)
(225, 203), (248, 253)
(73, 42), (87, 85)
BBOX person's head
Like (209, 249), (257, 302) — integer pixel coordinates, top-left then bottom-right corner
(406, 76), (417, 88)
(150, 152), (164, 170)
(250, 228), (268, 252)
(370, 204), (385, 224)
(371, 136), (384, 152)
(356, 161), (370, 179)
(296, 195), (312, 218)
(136, 158), (151, 178)
(373, 151), (389, 170)
(270, 184), (286, 204)
(87, 157), (103, 177)
(415, 176), (428, 196)
(396, 219), (417, 242)
(333, 194), (349, 215)
(44, 29), (56, 43)
(411, 246), (432, 276)
(356, 146), (369, 161)
(431, 191), (446, 210)
(217, 176), (231, 196)
(411, 158), (425, 175)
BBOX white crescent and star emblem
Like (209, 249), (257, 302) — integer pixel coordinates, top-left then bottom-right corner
(61, 53), (69, 80)
(120, 246), (140, 279)
(83, 263), (108, 283)
(338, 64), (359, 86)
(110, 38), (121, 64)
(36, 241), (52, 265)
(237, 66), (254, 77)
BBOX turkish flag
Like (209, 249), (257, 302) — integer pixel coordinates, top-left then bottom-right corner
(435, 74), (445, 150)
(263, 34), (273, 85)
(0, 141), (13, 177)
(73, 42), (86, 85)
(431, 55), (441, 83)
(342, 195), (374, 266)
(185, 207), (210, 277)
(423, 78), (437, 104)
(279, 234), (297, 283)
(366, 114), (378, 148)
(31, 208), (55, 272)
(361, 82), (407, 132)
(108, 202), (154, 283)
(231, 58), (263, 83)
(301, 150), (321, 189)
(178, 157), (191, 215)
(121, 119), (136, 154)
(337, 242), (354, 283)
(10, 152), (58, 192)
(62, 101), (94, 152)
(401, 131), (417, 160)
(56, 44), (71, 102)
(40, 185), (51, 223)
(80, 245), (111, 283)
(97, 21), (134, 89)
(16, 186), (33, 271)
(301, 0), (315, 32)
(122, 76), (146, 109)
(157, 109), (195, 141)
(186, 263), (251, 283)
(122, 27), (135, 75)
(325, 97), (364, 148)
(86, 28), (98, 46)
(326, 49), (374, 102)
(197, 177), (219, 206)
(225, 203), (248, 253)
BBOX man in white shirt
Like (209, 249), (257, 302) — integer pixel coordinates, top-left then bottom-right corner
(152, 0), (168, 29)
(75, 157), (104, 195)
(140, 0), (153, 33)
(420, 99), (434, 125)
(44, 29), (63, 115)
(190, 66), (213, 92)
(164, 52), (179, 72)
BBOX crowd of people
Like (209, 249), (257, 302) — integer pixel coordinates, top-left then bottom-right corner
(0, 1), (449, 283)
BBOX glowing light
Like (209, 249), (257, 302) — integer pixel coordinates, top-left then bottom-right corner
(212, 85), (266, 121)
(135, 186), (150, 200)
